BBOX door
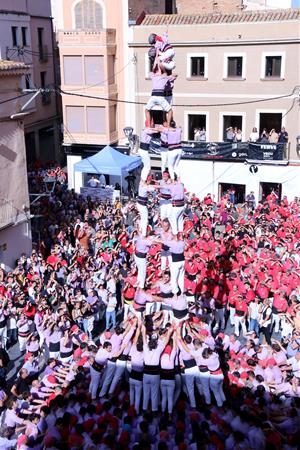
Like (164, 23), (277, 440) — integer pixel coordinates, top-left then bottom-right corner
(259, 182), (282, 202)
(188, 114), (206, 140)
(219, 183), (246, 204)
(223, 115), (243, 141)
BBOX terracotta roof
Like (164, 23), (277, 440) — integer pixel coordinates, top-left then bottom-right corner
(141, 8), (300, 26)
(0, 60), (30, 72)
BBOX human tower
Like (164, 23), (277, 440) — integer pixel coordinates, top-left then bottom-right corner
(134, 32), (187, 318)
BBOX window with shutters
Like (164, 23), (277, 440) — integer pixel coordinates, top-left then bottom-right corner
(186, 53), (208, 79)
(261, 52), (285, 80)
(74, 0), (103, 29)
(87, 106), (106, 134)
(84, 56), (104, 85)
(223, 53), (246, 79)
(265, 56), (282, 77)
(63, 56), (83, 85)
(66, 106), (85, 133)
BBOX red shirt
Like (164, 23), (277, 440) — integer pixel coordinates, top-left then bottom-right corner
(234, 300), (247, 316)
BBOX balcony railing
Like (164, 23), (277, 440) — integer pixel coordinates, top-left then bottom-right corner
(149, 140), (288, 162)
(58, 29), (116, 46)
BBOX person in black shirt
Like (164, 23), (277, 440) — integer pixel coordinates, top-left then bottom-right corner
(11, 369), (30, 399)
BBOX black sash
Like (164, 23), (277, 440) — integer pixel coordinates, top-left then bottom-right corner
(140, 142), (150, 151)
(137, 196), (147, 206)
(151, 89), (165, 97)
(130, 369), (143, 381)
(183, 359), (196, 369)
(92, 361), (103, 372)
(173, 308), (188, 319)
(172, 200), (184, 207)
(171, 253), (184, 262)
(49, 341), (60, 352)
(168, 144), (181, 151)
(135, 252), (147, 259)
(160, 368), (175, 380)
(144, 364), (160, 375)
(60, 350), (73, 358)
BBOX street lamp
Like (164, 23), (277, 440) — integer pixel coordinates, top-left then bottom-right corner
(123, 126), (133, 139)
(123, 126), (137, 154)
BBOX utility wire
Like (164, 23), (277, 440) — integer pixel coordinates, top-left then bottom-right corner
(57, 86), (299, 108)
(0, 92), (32, 106)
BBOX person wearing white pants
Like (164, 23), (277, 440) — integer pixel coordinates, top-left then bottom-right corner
(164, 238), (185, 295)
(142, 323), (172, 412)
(136, 178), (155, 237)
(89, 360), (104, 400)
(134, 235), (154, 289)
(167, 180), (185, 236)
(139, 128), (159, 181)
(205, 349), (225, 407)
(160, 339), (177, 415)
(129, 326), (144, 413)
(159, 172), (172, 221)
(159, 218), (173, 271)
(17, 315), (31, 353)
(166, 126), (182, 180)
(234, 295), (248, 337)
(177, 334), (199, 409)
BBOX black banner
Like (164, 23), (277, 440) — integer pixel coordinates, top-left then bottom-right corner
(248, 143), (284, 160)
(149, 139), (285, 161)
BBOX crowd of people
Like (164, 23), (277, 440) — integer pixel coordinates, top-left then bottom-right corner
(0, 33), (299, 450)
(0, 172), (299, 449)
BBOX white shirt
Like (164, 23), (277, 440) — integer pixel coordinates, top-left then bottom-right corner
(248, 301), (260, 320)
(287, 356), (300, 378)
(87, 178), (100, 187)
(5, 409), (24, 427)
(106, 296), (117, 312)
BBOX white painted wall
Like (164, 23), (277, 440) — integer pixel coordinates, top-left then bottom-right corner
(67, 154), (82, 192)
(179, 159), (300, 201)
(0, 221), (32, 270)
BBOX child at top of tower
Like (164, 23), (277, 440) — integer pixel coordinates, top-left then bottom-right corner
(148, 32), (176, 72)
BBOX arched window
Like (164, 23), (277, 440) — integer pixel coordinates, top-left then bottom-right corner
(74, 0), (103, 30)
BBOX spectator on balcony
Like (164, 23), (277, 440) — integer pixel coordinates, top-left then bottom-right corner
(269, 129), (279, 144)
(226, 127), (235, 142)
(278, 126), (289, 143)
(194, 128), (200, 141)
(260, 128), (269, 143)
(199, 128), (206, 142)
(249, 127), (259, 142)
(235, 128), (242, 142)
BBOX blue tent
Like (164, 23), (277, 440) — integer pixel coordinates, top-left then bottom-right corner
(74, 145), (141, 176)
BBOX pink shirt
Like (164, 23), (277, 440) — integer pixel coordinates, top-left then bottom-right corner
(129, 344), (144, 370)
(95, 348), (111, 365)
(144, 339), (165, 366)
(160, 349), (176, 370)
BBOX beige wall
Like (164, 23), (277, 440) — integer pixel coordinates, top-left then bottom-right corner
(0, 70), (32, 268)
(59, 0), (128, 146)
(176, 0), (243, 14)
(131, 18), (300, 158)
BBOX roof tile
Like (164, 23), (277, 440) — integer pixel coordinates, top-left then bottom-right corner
(141, 8), (300, 26)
